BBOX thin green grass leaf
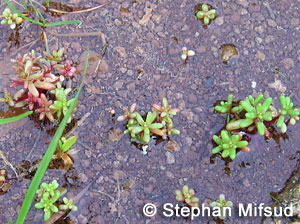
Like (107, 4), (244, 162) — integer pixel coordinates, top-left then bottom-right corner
(22, 0), (28, 13)
(45, 20), (82, 27)
(16, 48), (90, 224)
(0, 111), (33, 125)
(28, 0), (46, 24)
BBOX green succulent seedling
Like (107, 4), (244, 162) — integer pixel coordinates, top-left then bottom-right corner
(210, 194), (233, 220)
(212, 130), (248, 160)
(227, 94), (273, 136)
(276, 95), (299, 133)
(1, 8), (23, 29)
(196, 3), (216, 25)
(35, 180), (61, 221)
(152, 98), (180, 135)
(58, 136), (78, 153)
(59, 197), (78, 211)
(214, 94), (233, 113)
(175, 185), (199, 208)
(50, 82), (76, 123)
(125, 111), (163, 144)
(117, 103), (137, 123)
(44, 48), (64, 62)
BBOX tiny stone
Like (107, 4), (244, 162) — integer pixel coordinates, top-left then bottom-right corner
(281, 58), (294, 70)
(215, 16), (224, 26)
(165, 151), (175, 164)
(267, 19), (277, 27)
(256, 51), (265, 61)
(96, 142), (103, 150)
(196, 46), (206, 54)
(290, 18), (299, 26)
(166, 171), (174, 178)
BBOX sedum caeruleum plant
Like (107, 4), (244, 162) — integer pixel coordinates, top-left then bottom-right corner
(210, 194), (233, 220)
(175, 185), (200, 208)
(212, 93), (299, 160)
(212, 130), (249, 160)
(35, 180), (78, 221)
(196, 3), (216, 25)
(1, 8), (23, 29)
(118, 98), (180, 144)
(0, 48), (77, 123)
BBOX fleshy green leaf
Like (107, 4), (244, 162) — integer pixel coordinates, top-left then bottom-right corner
(262, 111), (273, 121)
(254, 94), (264, 105)
(213, 135), (222, 145)
(221, 130), (230, 143)
(222, 150), (230, 158)
(256, 122), (265, 136)
(231, 135), (240, 144)
(245, 112), (257, 119)
(288, 109), (299, 116)
(135, 112), (144, 125)
(196, 11), (204, 19)
(276, 115), (284, 128)
(229, 149), (236, 160)
(240, 118), (253, 128)
(212, 146), (221, 154)
(149, 123), (163, 129)
(241, 101), (255, 113)
(237, 141), (248, 148)
(262, 97), (272, 111)
(61, 136), (77, 152)
(143, 128), (150, 143)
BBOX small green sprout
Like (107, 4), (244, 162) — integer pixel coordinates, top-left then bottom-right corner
(118, 98), (180, 145)
(212, 130), (249, 160)
(35, 180), (77, 221)
(196, 3), (216, 25)
(214, 94), (234, 113)
(152, 98), (180, 135)
(50, 82), (76, 123)
(1, 8), (23, 29)
(59, 197), (78, 211)
(117, 103), (137, 122)
(276, 95), (299, 133)
(58, 136), (78, 153)
(35, 180), (61, 221)
(210, 194), (233, 220)
(125, 111), (163, 144)
(175, 185), (199, 208)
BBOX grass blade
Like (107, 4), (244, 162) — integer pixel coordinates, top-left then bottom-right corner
(16, 48), (90, 224)
(0, 111), (33, 125)
(28, 0), (46, 24)
(45, 20), (82, 27)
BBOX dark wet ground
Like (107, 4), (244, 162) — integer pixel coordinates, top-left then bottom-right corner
(0, 0), (300, 223)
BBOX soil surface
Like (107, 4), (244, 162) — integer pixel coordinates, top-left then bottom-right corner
(0, 0), (300, 223)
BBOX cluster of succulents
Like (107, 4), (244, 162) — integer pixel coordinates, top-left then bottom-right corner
(35, 180), (77, 221)
(0, 48), (77, 123)
(196, 3), (216, 25)
(175, 185), (199, 208)
(117, 98), (180, 144)
(210, 194), (233, 220)
(213, 93), (299, 160)
(1, 8), (23, 29)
